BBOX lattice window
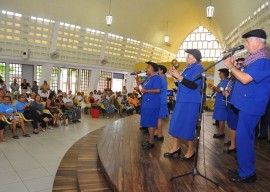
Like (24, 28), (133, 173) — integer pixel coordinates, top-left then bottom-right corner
(36, 65), (42, 85)
(9, 63), (22, 86)
(0, 63), (6, 81)
(97, 71), (112, 91)
(80, 69), (89, 93)
(177, 26), (223, 62)
(50, 67), (59, 91)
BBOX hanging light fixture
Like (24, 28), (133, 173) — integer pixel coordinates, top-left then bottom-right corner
(164, 35), (170, 44)
(164, 21), (170, 45)
(206, 0), (214, 18)
(106, 0), (113, 26)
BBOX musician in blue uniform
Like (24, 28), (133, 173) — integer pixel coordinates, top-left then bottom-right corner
(223, 58), (244, 154)
(154, 65), (169, 141)
(208, 68), (230, 138)
(225, 29), (270, 182)
(164, 49), (204, 160)
(135, 61), (162, 149)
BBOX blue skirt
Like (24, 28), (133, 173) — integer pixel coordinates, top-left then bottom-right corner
(169, 102), (200, 140)
(213, 106), (228, 121)
(159, 104), (169, 119)
(140, 107), (159, 128)
(227, 105), (239, 130)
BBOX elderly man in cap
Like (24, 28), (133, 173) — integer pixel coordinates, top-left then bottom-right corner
(164, 49), (204, 160)
(208, 68), (230, 138)
(225, 29), (270, 182)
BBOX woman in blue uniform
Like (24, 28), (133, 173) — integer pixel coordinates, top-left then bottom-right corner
(223, 58), (244, 153)
(154, 65), (169, 141)
(208, 68), (230, 138)
(164, 49), (204, 160)
(135, 61), (162, 149)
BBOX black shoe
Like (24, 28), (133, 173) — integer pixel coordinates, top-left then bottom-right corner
(228, 169), (238, 177)
(179, 152), (195, 161)
(224, 148), (237, 154)
(224, 140), (231, 146)
(257, 136), (268, 140)
(164, 148), (181, 158)
(230, 173), (256, 183)
(213, 133), (225, 138)
(143, 142), (154, 149)
(76, 120), (81, 123)
(154, 136), (164, 141)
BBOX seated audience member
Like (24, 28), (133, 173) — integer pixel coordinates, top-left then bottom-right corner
(62, 92), (81, 123)
(94, 91), (101, 102)
(0, 117), (6, 142)
(40, 80), (50, 93)
(16, 94), (39, 134)
(129, 94), (140, 114)
(55, 94), (73, 125)
(110, 94), (123, 117)
(28, 92), (36, 102)
(46, 93), (61, 126)
(10, 78), (19, 96)
(67, 90), (74, 100)
(121, 95), (134, 116)
(21, 79), (31, 94)
(0, 76), (7, 91)
(31, 81), (39, 94)
(31, 94), (53, 132)
(100, 94), (115, 118)
(0, 96), (29, 138)
(88, 92), (96, 104)
(40, 89), (49, 102)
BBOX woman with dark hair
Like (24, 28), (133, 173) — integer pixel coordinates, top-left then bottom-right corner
(31, 94), (53, 131)
(208, 68), (230, 138)
(135, 61), (162, 149)
(0, 77), (7, 91)
(21, 79), (31, 94)
(0, 96), (29, 138)
(46, 93), (61, 126)
(55, 95), (73, 125)
(16, 94), (40, 134)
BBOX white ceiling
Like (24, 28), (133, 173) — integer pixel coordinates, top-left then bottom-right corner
(0, 0), (267, 53)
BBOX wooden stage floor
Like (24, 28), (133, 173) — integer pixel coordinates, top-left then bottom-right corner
(97, 113), (270, 192)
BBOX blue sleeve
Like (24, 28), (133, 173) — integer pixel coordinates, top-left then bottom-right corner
(0, 105), (3, 113)
(220, 79), (229, 90)
(246, 59), (270, 83)
(193, 66), (204, 85)
(152, 76), (162, 89)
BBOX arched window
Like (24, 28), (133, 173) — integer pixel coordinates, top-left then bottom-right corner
(176, 26), (223, 62)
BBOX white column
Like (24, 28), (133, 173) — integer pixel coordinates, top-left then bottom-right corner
(5, 62), (10, 90)
(89, 69), (101, 91)
(40, 63), (54, 84)
(125, 74), (134, 93)
(100, 33), (108, 60)
(50, 22), (60, 54)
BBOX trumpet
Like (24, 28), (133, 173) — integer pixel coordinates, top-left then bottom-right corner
(171, 59), (180, 69)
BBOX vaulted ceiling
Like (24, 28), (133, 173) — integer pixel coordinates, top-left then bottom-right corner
(0, 0), (266, 53)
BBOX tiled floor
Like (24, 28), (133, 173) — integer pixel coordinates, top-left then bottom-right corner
(0, 114), (117, 192)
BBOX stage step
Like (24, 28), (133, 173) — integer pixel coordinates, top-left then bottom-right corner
(53, 128), (111, 192)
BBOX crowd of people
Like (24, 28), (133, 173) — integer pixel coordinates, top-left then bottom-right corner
(0, 79), (142, 142)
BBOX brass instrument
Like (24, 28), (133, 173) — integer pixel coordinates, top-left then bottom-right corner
(171, 59), (180, 69)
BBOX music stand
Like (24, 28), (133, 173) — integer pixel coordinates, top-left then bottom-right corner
(170, 52), (235, 187)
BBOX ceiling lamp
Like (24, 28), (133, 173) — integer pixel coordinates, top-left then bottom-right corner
(164, 21), (171, 46)
(164, 35), (170, 44)
(206, 0), (214, 18)
(106, 0), (113, 26)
